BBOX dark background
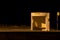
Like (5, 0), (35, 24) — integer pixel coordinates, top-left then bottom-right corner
(0, 32), (58, 40)
(0, 1), (58, 29)
(0, 0), (59, 40)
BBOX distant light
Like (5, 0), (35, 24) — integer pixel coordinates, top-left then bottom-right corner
(57, 12), (59, 16)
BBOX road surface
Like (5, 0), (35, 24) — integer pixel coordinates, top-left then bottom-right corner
(0, 26), (58, 32)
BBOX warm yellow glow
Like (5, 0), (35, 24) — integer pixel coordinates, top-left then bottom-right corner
(57, 12), (59, 16)
(41, 23), (46, 28)
(35, 21), (38, 27)
(31, 12), (48, 16)
(45, 13), (50, 31)
(41, 23), (47, 31)
(31, 12), (50, 31)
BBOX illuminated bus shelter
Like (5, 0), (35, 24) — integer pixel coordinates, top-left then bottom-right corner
(31, 12), (50, 31)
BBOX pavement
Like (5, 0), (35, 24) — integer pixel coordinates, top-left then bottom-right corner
(0, 26), (59, 32)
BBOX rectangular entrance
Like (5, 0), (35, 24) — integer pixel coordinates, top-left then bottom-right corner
(31, 12), (50, 31)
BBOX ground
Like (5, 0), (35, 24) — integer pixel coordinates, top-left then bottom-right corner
(0, 25), (58, 32)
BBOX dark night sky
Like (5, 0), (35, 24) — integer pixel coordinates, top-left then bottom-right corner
(0, 1), (59, 27)
(0, 2), (31, 26)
